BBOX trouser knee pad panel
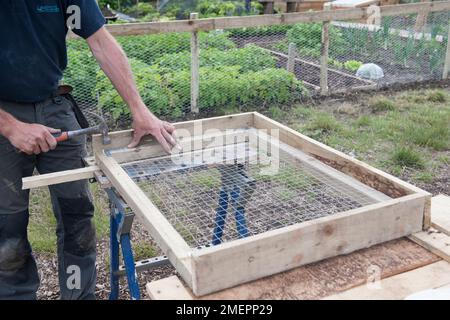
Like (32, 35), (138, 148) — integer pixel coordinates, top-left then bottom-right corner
(58, 197), (96, 256)
(0, 210), (31, 272)
(0, 238), (30, 272)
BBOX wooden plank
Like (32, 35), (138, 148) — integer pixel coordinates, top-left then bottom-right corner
(409, 228), (450, 262)
(95, 152), (194, 287)
(190, 13), (200, 113)
(22, 166), (99, 190)
(259, 0), (306, 3)
(331, 83), (378, 95)
(253, 112), (428, 199)
(67, 2), (450, 38)
(443, 23), (450, 79)
(333, 21), (446, 43)
(423, 195), (432, 230)
(110, 128), (251, 163)
(190, 193), (426, 295)
(148, 238), (439, 299)
(92, 112), (254, 154)
(146, 276), (194, 300)
(325, 261), (450, 300)
(332, 0), (379, 8)
(431, 194), (450, 235)
(380, 1), (450, 17)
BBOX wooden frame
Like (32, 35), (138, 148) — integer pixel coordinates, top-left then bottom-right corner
(96, 112), (429, 296)
(23, 112), (431, 296)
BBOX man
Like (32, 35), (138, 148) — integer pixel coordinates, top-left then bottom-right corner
(0, 1), (177, 300)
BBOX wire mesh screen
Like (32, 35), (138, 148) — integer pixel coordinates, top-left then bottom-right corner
(120, 135), (380, 248)
(63, 8), (450, 130)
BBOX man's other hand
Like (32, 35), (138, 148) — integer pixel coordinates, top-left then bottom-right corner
(5, 121), (60, 155)
(128, 107), (177, 154)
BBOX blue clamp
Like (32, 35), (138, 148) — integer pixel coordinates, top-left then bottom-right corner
(212, 164), (255, 245)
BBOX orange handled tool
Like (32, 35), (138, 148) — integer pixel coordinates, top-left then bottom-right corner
(16, 116), (110, 153)
(54, 131), (69, 142)
(52, 125), (111, 144)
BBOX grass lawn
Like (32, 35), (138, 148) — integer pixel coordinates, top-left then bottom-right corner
(265, 87), (450, 185)
(28, 86), (450, 256)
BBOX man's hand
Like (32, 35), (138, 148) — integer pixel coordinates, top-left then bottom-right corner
(128, 107), (177, 153)
(4, 120), (60, 155)
(86, 29), (178, 153)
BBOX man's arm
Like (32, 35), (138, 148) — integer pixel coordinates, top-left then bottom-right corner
(86, 27), (177, 153)
(0, 108), (58, 154)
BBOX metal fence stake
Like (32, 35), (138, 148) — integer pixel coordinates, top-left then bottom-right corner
(287, 42), (297, 74)
(190, 12), (200, 114)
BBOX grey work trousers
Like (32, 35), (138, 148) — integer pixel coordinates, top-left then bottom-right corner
(0, 95), (96, 300)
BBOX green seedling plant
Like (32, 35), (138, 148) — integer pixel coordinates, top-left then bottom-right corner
(343, 60), (363, 72)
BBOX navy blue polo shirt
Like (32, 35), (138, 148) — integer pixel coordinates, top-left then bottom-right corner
(0, 0), (106, 103)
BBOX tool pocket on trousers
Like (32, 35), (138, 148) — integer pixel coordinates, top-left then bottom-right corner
(63, 94), (90, 129)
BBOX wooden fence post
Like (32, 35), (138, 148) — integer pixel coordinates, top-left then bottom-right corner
(262, 1), (275, 14)
(414, 0), (430, 33)
(286, 2), (298, 13)
(320, 3), (331, 95)
(287, 42), (297, 74)
(443, 23), (450, 79)
(190, 12), (200, 113)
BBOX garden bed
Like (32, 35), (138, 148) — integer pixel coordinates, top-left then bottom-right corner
(229, 19), (447, 92)
(261, 47), (375, 93)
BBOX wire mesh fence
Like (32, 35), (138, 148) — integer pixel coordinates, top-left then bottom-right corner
(329, 11), (450, 88)
(63, 5), (450, 130)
